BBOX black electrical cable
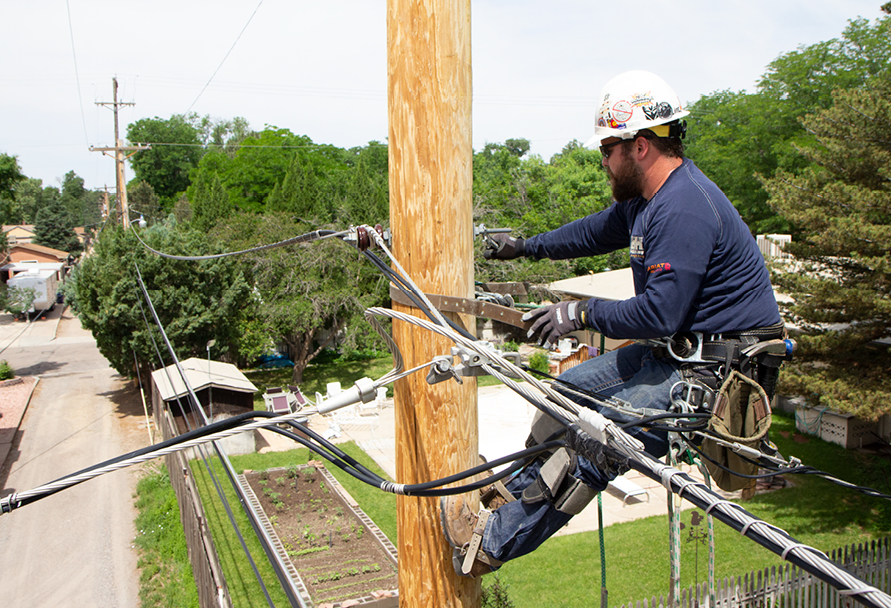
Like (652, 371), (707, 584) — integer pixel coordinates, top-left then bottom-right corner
(134, 265), (281, 608)
(683, 435), (891, 500)
(131, 224), (344, 261)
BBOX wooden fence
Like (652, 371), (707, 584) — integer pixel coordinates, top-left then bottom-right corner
(157, 406), (232, 608)
(617, 538), (890, 608)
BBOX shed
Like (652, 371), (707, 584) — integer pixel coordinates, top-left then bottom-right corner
(151, 357), (258, 444)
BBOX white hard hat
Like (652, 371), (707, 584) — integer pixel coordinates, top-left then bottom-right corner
(585, 70), (690, 148)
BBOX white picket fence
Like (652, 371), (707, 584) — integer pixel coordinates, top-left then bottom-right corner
(617, 538), (890, 608)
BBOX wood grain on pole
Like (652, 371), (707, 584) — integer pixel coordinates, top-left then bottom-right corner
(387, 0), (479, 606)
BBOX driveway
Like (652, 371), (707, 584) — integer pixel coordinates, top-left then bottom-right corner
(0, 308), (149, 607)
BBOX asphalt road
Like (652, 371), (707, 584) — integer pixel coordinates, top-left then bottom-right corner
(0, 307), (148, 607)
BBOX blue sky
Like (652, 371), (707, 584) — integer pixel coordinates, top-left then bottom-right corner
(0, 0), (885, 191)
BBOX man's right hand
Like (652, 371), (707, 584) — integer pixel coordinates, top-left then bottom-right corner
(483, 234), (525, 260)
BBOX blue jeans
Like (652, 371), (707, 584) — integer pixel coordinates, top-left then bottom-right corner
(482, 344), (683, 563)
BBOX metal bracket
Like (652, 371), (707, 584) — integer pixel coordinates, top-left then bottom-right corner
(426, 355), (462, 385)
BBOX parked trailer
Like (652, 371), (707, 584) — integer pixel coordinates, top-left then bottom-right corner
(7, 268), (59, 314)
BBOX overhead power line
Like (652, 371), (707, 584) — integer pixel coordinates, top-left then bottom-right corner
(186, 0), (264, 114)
(65, 0), (89, 146)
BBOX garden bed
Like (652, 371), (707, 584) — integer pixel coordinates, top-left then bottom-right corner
(241, 464), (398, 607)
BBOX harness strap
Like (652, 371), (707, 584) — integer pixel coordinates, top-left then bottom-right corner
(461, 508), (503, 575)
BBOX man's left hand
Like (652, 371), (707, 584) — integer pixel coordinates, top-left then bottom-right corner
(522, 300), (587, 349)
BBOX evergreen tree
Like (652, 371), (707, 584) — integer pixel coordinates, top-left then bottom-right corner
(66, 222), (254, 378)
(33, 205), (82, 255)
(128, 180), (164, 225)
(190, 171), (232, 232)
(763, 77), (891, 418)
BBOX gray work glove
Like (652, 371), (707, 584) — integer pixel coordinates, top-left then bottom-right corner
(483, 233), (525, 260)
(522, 300), (588, 349)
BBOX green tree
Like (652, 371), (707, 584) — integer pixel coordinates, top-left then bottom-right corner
(11, 178), (60, 225)
(763, 77), (891, 419)
(60, 171), (100, 228)
(472, 139), (619, 284)
(66, 222), (253, 378)
(213, 213), (388, 383)
(127, 179), (164, 225)
(189, 171), (232, 232)
(194, 114), (254, 155)
(127, 115), (204, 203)
(0, 154), (26, 224)
(0, 153), (25, 199)
(33, 205), (81, 255)
(686, 15), (891, 233)
(336, 142), (389, 225)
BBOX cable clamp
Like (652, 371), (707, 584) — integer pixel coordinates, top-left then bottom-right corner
(426, 355), (462, 385)
(576, 407), (645, 455)
(451, 343), (522, 379)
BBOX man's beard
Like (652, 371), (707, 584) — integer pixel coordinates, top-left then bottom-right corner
(608, 157), (645, 201)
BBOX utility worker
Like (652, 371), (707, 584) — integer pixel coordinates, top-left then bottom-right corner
(440, 70), (783, 577)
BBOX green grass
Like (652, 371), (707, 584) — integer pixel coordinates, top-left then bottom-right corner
(133, 464), (200, 608)
(190, 442), (397, 607)
(487, 412), (891, 607)
(188, 405), (891, 608)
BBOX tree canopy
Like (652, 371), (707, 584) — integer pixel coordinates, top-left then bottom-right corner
(66, 222), (255, 378)
(763, 76), (891, 419)
(34, 205), (82, 255)
(127, 114), (205, 203)
(685, 15), (891, 233)
(212, 213), (389, 383)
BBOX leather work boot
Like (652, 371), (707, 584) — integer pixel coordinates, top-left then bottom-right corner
(439, 494), (502, 578)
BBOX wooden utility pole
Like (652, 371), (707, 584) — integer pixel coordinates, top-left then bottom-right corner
(388, 1), (478, 606)
(91, 77), (149, 229)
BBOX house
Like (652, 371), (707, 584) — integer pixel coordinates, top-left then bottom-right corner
(151, 357), (259, 454)
(3, 225), (36, 245)
(7, 242), (70, 265)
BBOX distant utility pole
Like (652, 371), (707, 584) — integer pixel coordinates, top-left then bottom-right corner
(91, 77), (149, 229)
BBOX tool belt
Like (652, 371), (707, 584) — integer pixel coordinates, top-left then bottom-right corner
(667, 322), (789, 492)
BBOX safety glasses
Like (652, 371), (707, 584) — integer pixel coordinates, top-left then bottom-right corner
(599, 139), (626, 159)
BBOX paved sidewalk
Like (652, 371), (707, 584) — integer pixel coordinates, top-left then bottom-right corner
(0, 307), (64, 472)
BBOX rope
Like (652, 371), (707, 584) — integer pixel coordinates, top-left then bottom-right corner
(598, 493), (608, 608)
(695, 457), (717, 608)
(668, 448), (682, 606)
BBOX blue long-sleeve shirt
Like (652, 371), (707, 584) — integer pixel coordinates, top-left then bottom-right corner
(524, 158), (781, 340)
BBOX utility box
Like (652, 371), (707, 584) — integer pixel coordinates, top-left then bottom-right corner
(795, 406), (878, 449)
(7, 268), (58, 313)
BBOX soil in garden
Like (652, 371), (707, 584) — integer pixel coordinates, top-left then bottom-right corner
(245, 466), (398, 606)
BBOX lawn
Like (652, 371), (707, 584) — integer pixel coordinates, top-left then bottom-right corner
(489, 411), (891, 607)
(188, 409), (890, 607)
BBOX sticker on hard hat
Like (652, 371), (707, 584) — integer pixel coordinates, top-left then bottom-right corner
(611, 101), (633, 124)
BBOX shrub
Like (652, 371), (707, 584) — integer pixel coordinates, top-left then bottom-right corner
(528, 350), (550, 374)
(482, 574), (515, 608)
(0, 360), (14, 381)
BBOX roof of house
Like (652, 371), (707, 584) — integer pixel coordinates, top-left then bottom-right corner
(151, 357), (258, 402)
(3, 225), (36, 234)
(9, 242), (70, 260)
(549, 267), (635, 302)
(1, 262), (64, 273)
